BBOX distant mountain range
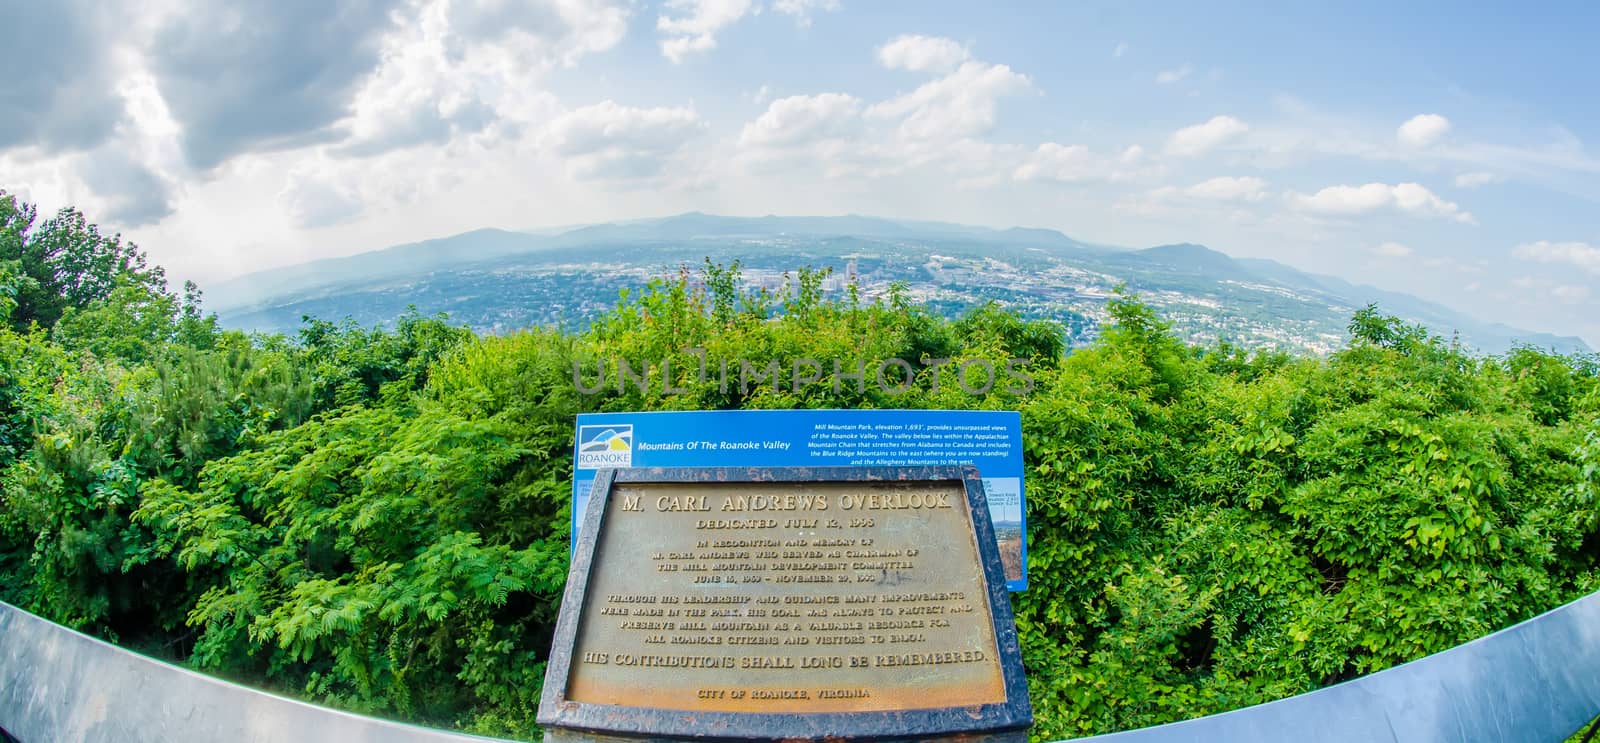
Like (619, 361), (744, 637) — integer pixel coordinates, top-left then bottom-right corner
(208, 213), (1590, 356)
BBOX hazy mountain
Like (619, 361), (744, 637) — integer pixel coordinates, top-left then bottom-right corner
(209, 213), (1590, 356)
(1233, 258), (1588, 354)
(209, 228), (546, 311)
(1109, 243), (1257, 280)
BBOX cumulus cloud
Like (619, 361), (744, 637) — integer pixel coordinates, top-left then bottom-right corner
(657, 0), (753, 63)
(338, 0), (625, 157)
(1453, 171), (1500, 188)
(732, 37), (1031, 182)
(1013, 144), (1098, 182)
(1288, 182), (1475, 224)
(545, 101), (705, 180)
(1156, 64), (1192, 84)
(277, 164), (365, 229)
(1127, 176), (1268, 214)
(1552, 285), (1591, 302)
(1166, 115), (1248, 157)
(867, 57), (1031, 141)
(1504, 276), (1596, 307)
(773, 0), (839, 27)
(1513, 240), (1600, 275)
(1371, 241), (1413, 258)
(147, 0), (406, 170)
(79, 149), (176, 227)
(0, 1), (124, 153)
(1184, 175), (1267, 201)
(739, 93), (861, 148)
(1012, 143), (1158, 184)
(1397, 113), (1451, 148)
(2, 0), (640, 229)
(0, 45), (189, 230)
(920, 138), (1023, 179)
(877, 35), (970, 73)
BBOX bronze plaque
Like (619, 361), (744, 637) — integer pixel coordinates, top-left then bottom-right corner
(564, 478), (1006, 714)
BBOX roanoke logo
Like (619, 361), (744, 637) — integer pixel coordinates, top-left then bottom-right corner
(577, 424), (633, 468)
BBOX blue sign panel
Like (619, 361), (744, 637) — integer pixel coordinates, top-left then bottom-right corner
(572, 409), (1027, 591)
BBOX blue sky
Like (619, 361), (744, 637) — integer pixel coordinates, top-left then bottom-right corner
(2, 0), (1596, 344)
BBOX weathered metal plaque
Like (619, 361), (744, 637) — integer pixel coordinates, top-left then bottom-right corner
(538, 466), (1031, 742)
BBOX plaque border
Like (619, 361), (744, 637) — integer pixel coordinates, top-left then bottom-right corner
(537, 465), (1032, 741)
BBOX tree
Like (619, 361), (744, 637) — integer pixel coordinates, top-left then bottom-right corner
(0, 189), (168, 333)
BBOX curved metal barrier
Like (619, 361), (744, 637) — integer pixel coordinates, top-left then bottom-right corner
(1068, 588), (1600, 742)
(4, 590), (1600, 742)
(0, 601), (515, 743)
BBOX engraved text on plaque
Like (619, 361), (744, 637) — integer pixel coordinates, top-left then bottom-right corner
(565, 478), (1005, 713)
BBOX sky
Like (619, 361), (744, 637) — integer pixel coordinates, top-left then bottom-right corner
(3, 0), (1598, 345)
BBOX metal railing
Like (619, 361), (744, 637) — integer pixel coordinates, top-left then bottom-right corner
(0, 601), (512, 743)
(4, 590), (1599, 742)
(1065, 588), (1600, 742)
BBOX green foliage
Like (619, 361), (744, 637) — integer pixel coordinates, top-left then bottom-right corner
(1, 205), (1597, 741)
(296, 307), (474, 410)
(51, 277), (224, 365)
(1016, 299), (1600, 740)
(0, 189), (170, 334)
(0, 259), (28, 321)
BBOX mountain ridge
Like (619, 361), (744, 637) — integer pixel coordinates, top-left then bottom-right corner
(207, 212), (1590, 355)
(208, 212), (1104, 312)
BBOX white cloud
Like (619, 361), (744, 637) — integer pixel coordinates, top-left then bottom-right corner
(1288, 182), (1475, 224)
(1239, 109), (1600, 196)
(738, 93), (861, 147)
(916, 137), (1022, 180)
(2, 0), (641, 235)
(1513, 240), (1600, 275)
(658, 0), (754, 63)
(1503, 276), (1594, 307)
(1453, 171), (1500, 188)
(867, 59), (1031, 141)
(1126, 176), (1269, 215)
(1013, 143), (1097, 182)
(0, 39), (193, 229)
(1185, 175), (1267, 201)
(876, 35), (970, 73)
(733, 38), (1031, 182)
(1397, 113), (1451, 148)
(773, 0), (839, 27)
(1167, 115), (1248, 157)
(1156, 64), (1192, 84)
(1372, 241), (1412, 258)
(1013, 142), (1158, 184)
(544, 101), (705, 180)
(339, 0), (626, 156)
(277, 162), (363, 229)
(1553, 285), (1591, 302)
(1113, 42), (1128, 58)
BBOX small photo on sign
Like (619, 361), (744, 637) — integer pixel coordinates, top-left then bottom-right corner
(577, 425), (633, 468)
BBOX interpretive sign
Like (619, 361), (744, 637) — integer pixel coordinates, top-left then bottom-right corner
(538, 466), (1031, 743)
(571, 410), (1028, 591)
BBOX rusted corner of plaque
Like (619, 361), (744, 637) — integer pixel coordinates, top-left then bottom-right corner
(537, 465), (1031, 743)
